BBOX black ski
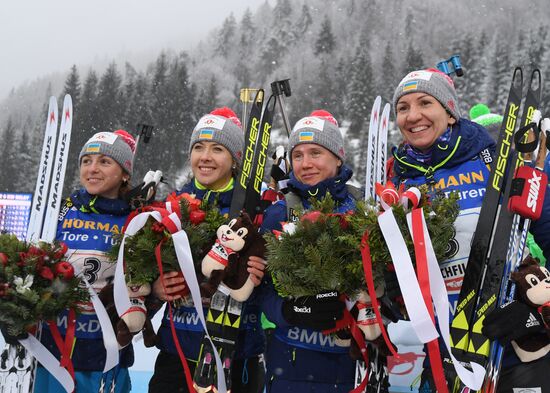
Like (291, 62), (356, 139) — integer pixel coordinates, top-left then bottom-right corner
(229, 90), (264, 219)
(449, 67), (523, 360)
(446, 68), (523, 393)
(448, 68), (542, 392)
(477, 69), (542, 393)
(242, 94), (276, 222)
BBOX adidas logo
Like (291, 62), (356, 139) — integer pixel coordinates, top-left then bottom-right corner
(526, 313), (540, 328)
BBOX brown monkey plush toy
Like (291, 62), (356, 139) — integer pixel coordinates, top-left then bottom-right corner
(201, 211), (266, 302)
(483, 255), (550, 362)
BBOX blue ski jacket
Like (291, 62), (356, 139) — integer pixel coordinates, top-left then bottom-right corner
(259, 165), (358, 391)
(154, 179), (265, 361)
(40, 189), (134, 371)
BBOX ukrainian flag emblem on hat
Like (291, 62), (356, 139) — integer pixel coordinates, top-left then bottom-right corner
(199, 129), (214, 139)
(299, 131), (314, 141)
(403, 81), (418, 91)
(85, 142), (101, 153)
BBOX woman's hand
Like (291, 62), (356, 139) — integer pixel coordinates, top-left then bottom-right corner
(152, 271), (187, 302)
(247, 256), (267, 287)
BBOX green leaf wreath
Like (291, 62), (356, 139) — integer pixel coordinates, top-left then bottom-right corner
(266, 186), (459, 299)
(108, 192), (228, 285)
(0, 234), (89, 337)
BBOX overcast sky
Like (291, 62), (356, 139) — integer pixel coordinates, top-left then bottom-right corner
(0, 0), (262, 98)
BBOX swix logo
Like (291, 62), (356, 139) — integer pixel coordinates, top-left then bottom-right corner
(316, 291), (337, 299)
(35, 136), (53, 212)
(527, 171), (542, 213)
(205, 119), (214, 125)
(304, 119), (314, 125)
(294, 306), (311, 314)
(492, 103), (518, 191)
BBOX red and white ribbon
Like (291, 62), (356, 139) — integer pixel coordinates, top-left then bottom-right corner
(18, 335), (74, 392)
(114, 210), (228, 393)
(407, 210), (485, 391)
(377, 208), (438, 343)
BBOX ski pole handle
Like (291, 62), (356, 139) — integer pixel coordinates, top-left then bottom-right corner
(271, 79), (292, 136)
(240, 88), (259, 131)
(133, 123), (154, 162)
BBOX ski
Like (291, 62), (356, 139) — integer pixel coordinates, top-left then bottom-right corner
(481, 69), (542, 393)
(0, 95), (73, 393)
(364, 96), (382, 200)
(242, 94), (276, 223)
(228, 90), (264, 219)
(375, 103), (390, 187)
(355, 98), (391, 392)
(25, 96), (59, 243)
(449, 67), (523, 362)
(448, 68), (545, 392)
(194, 82), (285, 392)
(42, 95), (74, 243)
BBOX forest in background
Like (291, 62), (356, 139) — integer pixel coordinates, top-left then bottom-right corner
(1, 0), (549, 196)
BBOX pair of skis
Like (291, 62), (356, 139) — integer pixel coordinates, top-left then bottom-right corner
(364, 96), (390, 201)
(193, 81), (289, 393)
(355, 96), (391, 392)
(0, 95), (73, 393)
(448, 67), (542, 392)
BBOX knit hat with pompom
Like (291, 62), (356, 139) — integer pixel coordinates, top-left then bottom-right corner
(288, 109), (345, 161)
(189, 107), (244, 165)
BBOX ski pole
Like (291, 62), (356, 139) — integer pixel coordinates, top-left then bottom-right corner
(270, 79), (292, 136)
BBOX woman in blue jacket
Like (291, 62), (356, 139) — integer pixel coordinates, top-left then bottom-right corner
(148, 108), (267, 393)
(391, 68), (550, 392)
(35, 130), (137, 392)
(260, 110), (357, 393)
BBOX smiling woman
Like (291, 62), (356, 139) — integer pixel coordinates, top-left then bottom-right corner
(389, 68), (550, 392)
(258, 109), (360, 392)
(34, 130), (137, 393)
(148, 107), (268, 393)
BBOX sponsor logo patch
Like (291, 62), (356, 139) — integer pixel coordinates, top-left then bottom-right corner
(87, 132), (117, 145)
(293, 116), (324, 132)
(195, 115), (226, 131)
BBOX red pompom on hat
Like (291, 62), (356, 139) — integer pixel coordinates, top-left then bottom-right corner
(310, 110), (339, 127)
(114, 129), (137, 153)
(210, 107), (242, 129)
